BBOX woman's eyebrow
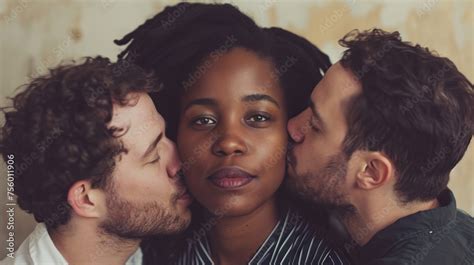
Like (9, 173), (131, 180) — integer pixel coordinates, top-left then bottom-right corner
(242, 94), (280, 109)
(183, 98), (218, 112)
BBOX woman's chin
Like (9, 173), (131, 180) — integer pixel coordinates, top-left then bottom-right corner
(197, 194), (273, 218)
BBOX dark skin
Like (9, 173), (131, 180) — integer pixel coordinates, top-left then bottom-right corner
(177, 48), (288, 265)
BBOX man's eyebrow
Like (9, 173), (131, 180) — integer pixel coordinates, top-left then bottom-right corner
(183, 98), (218, 112)
(309, 99), (326, 129)
(142, 132), (163, 159)
(242, 94), (280, 108)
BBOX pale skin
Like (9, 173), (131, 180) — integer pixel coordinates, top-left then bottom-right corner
(287, 62), (439, 246)
(51, 205), (139, 265)
(50, 92), (190, 265)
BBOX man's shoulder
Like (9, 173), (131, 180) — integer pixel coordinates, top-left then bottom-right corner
(374, 215), (474, 265)
(366, 248), (473, 265)
(456, 208), (474, 228)
(1, 223), (68, 265)
(1, 234), (35, 265)
(0, 254), (32, 265)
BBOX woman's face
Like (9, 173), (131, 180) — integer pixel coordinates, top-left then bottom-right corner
(177, 48), (288, 217)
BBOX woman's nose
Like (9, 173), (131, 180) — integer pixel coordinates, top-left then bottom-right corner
(212, 132), (248, 157)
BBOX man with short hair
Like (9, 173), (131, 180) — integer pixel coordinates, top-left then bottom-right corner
(286, 29), (474, 265)
(0, 57), (192, 264)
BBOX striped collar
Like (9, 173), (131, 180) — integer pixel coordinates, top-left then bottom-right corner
(177, 209), (347, 265)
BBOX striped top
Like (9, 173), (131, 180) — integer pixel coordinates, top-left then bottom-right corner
(175, 209), (349, 265)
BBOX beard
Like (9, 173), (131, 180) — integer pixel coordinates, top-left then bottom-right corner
(285, 151), (356, 216)
(99, 181), (189, 239)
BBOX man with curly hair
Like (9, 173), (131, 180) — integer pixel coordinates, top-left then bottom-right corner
(0, 57), (192, 264)
(286, 29), (474, 265)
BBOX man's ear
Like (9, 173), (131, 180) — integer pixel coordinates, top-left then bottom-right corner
(355, 151), (394, 190)
(67, 180), (105, 219)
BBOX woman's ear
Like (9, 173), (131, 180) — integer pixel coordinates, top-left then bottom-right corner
(355, 151), (394, 190)
(67, 180), (105, 219)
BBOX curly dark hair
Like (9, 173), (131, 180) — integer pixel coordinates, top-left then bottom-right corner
(0, 56), (158, 229)
(339, 29), (474, 202)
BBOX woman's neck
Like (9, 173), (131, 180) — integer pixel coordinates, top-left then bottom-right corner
(208, 196), (280, 265)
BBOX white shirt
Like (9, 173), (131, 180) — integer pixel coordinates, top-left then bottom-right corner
(1, 223), (143, 265)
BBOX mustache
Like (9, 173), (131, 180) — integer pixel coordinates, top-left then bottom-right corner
(171, 170), (188, 203)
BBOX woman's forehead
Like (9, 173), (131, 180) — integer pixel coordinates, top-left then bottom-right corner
(183, 48), (283, 102)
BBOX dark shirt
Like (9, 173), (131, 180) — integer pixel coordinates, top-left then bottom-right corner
(357, 189), (474, 265)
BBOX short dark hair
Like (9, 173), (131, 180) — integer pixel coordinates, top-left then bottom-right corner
(115, 2), (331, 140)
(339, 29), (474, 202)
(0, 56), (158, 228)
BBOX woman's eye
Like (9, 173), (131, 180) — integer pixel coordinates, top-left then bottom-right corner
(246, 113), (272, 128)
(247, 114), (270, 122)
(192, 117), (217, 126)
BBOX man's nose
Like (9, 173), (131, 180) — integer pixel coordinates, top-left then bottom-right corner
(166, 140), (181, 179)
(287, 111), (306, 143)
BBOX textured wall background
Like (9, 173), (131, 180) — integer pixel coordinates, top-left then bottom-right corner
(1, 0), (473, 258)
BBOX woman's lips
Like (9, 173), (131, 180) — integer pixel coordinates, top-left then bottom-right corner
(207, 167), (256, 189)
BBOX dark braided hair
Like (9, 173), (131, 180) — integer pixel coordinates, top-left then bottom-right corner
(115, 2), (330, 140)
(263, 26), (331, 117)
(114, 3), (331, 264)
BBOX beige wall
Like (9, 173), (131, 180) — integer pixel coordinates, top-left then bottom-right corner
(1, 0), (473, 258)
